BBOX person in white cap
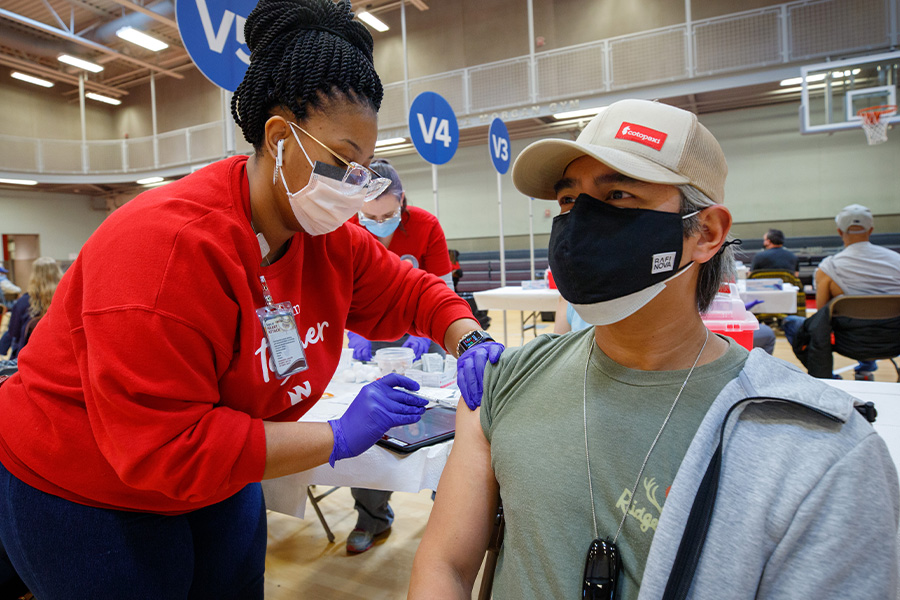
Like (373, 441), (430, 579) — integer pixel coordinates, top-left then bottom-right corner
(409, 99), (898, 600)
(782, 204), (900, 380)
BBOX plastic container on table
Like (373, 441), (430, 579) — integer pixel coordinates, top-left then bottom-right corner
(701, 283), (759, 350)
(374, 347), (415, 375)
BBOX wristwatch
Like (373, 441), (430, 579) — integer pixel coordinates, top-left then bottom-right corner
(457, 329), (495, 356)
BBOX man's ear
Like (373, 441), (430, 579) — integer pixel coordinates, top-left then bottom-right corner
(690, 204), (732, 264)
(262, 115), (291, 162)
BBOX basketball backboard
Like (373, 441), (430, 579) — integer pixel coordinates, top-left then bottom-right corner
(799, 50), (900, 134)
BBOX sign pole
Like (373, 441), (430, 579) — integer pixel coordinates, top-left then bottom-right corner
(488, 117), (511, 347)
(432, 163), (439, 219)
(529, 197), (535, 280)
(497, 170), (507, 346)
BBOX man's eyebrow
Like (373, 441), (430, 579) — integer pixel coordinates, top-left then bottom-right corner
(553, 177), (575, 195)
(593, 173), (650, 187)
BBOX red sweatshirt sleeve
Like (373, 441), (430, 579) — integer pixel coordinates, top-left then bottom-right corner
(345, 226), (472, 348)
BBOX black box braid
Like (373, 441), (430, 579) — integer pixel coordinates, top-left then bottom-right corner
(232, 0), (384, 151)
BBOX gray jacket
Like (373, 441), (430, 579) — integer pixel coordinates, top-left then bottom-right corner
(639, 349), (899, 599)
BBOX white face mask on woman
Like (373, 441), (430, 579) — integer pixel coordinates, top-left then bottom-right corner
(275, 124), (388, 236)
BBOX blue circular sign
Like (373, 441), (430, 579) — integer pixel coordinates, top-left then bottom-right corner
(408, 92), (459, 165)
(176, 0), (257, 92)
(488, 118), (511, 174)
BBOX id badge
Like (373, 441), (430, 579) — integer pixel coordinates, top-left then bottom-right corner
(256, 301), (308, 379)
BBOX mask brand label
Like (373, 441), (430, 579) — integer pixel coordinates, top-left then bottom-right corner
(651, 252), (677, 274)
(615, 122), (668, 151)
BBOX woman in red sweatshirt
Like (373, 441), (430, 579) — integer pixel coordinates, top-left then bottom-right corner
(0, 1), (500, 598)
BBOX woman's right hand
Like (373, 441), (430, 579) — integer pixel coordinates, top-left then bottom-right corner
(327, 374), (427, 466)
(347, 331), (373, 361)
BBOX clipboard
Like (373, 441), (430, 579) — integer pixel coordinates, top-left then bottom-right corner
(376, 405), (456, 454)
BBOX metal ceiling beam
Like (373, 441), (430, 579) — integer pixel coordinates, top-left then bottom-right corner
(105, 0), (178, 29)
(0, 53), (127, 96)
(0, 7), (184, 80)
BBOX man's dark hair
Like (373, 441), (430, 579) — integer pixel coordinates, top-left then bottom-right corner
(766, 229), (785, 246)
(232, 0), (383, 151)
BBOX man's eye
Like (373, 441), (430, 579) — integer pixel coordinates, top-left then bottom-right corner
(558, 195), (576, 206)
(606, 190), (634, 201)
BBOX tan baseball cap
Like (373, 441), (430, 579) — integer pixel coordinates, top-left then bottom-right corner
(512, 99), (727, 203)
(835, 204), (874, 232)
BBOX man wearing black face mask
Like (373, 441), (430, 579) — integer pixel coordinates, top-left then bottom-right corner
(409, 99), (899, 600)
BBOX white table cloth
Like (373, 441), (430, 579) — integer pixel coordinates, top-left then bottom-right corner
(472, 286), (561, 313)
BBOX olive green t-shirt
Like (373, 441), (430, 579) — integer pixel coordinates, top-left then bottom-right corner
(480, 327), (748, 600)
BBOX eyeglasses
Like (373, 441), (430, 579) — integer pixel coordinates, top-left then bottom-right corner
(289, 122), (391, 202)
(583, 538), (621, 599)
(359, 206), (401, 224)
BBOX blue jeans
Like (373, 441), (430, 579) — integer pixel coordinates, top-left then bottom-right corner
(0, 461), (266, 600)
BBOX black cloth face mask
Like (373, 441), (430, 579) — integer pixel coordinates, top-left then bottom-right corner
(548, 194), (695, 324)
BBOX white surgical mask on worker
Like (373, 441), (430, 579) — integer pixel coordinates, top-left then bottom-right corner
(274, 126), (373, 236)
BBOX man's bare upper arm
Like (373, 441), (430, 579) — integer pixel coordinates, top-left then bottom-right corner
(409, 400), (499, 597)
(815, 268), (842, 308)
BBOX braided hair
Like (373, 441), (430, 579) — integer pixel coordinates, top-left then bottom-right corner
(232, 0), (383, 150)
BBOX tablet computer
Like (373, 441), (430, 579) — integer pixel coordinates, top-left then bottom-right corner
(376, 405), (456, 454)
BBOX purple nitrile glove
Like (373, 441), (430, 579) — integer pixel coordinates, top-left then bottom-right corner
(401, 335), (431, 361)
(456, 341), (505, 410)
(347, 331), (372, 362)
(744, 300), (764, 310)
(328, 373), (427, 466)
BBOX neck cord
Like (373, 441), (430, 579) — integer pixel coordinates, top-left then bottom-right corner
(583, 327), (710, 543)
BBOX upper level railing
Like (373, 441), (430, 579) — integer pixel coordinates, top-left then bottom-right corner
(1, 0), (896, 177)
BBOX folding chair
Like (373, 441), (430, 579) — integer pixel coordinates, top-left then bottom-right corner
(830, 295), (900, 382)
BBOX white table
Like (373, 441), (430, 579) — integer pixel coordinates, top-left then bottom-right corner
(262, 380), (456, 520)
(737, 279), (799, 314)
(472, 286), (561, 313)
(472, 286), (562, 344)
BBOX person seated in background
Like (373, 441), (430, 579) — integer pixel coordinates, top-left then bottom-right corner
(750, 228), (799, 276)
(782, 204), (900, 380)
(448, 249), (463, 291)
(0, 266), (21, 310)
(0, 257), (63, 362)
(409, 99), (898, 600)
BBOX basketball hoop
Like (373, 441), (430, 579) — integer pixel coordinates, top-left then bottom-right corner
(857, 104), (897, 145)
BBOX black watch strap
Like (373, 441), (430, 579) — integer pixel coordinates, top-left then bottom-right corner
(457, 329), (495, 356)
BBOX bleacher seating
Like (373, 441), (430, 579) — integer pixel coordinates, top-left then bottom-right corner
(455, 248), (549, 293)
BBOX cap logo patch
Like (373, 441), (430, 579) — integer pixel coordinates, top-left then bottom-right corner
(615, 122), (667, 151)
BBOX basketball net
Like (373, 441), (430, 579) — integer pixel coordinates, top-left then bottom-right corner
(858, 105), (897, 145)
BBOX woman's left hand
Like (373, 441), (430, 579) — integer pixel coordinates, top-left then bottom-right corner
(401, 335), (431, 361)
(456, 342), (504, 410)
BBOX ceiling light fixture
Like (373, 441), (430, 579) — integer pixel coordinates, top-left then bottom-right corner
(375, 137), (407, 148)
(358, 11), (389, 32)
(552, 106), (606, 120)
(58, 54), (103, 73)
(0, 178), (38, 186)
(136, 176), (164, 185)
(780, 69), (861, 87)
(116, 26), (169, 52)
(86, 92), (122, 105)
(11, 72), (54, 88)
